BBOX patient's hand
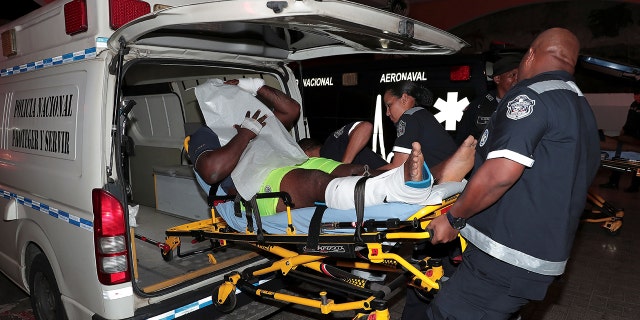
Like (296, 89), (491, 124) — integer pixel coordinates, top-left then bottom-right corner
(235, 110), (267, 138)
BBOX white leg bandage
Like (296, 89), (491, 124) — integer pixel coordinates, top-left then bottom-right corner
(324, 166), (433, 210)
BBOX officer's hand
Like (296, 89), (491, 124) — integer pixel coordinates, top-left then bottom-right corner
(235, 110), (267, 139)
(428, 214), (459, 244)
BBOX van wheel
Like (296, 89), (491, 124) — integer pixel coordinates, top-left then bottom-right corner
(29, 253), (66, 320)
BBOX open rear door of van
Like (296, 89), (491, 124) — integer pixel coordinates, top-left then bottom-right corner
(107, 0), (467, 60)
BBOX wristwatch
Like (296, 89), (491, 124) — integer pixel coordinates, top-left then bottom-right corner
(446, 211), (466, 230)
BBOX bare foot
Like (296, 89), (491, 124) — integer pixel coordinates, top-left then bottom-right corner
(404, 142), (425, 182)
(434, 135), (476, 182)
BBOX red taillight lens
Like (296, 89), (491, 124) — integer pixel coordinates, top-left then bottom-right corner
(450, 65), (471, 81)
(64, 0), (88, 35)
(109, 0), (151, 30)
(92, 189), (130, 285)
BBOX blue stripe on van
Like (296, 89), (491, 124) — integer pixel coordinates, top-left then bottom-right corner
(147, 279), (274, 319)
(0, 46), (99, 77)
(0, 188), (93, 231)
(147, 297), (213, 320)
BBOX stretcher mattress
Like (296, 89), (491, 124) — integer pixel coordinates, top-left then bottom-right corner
(214, 181), (466, 234)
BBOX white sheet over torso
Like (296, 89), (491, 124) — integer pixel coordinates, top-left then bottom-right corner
(194, 79), (308, 199)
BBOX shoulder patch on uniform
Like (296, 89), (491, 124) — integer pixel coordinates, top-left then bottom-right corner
(397, 120), (406, 137)
(506, 94), (535, 120)
(333, 126), (345, 138)
(479, 128), (489, 147)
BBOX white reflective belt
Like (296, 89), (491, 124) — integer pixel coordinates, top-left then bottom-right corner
(461, 225), (567, 275)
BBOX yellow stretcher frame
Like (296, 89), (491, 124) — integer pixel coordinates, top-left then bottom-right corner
(160, 192), (461, 319)
(583, 189), (624, 234)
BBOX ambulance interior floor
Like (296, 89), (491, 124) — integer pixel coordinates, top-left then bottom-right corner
(1, 168), (639, 320)
(132, 205), (262, 290)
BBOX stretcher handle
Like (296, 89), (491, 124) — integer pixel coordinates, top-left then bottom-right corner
(208, 194), (235, 208)
(426, 228), (434, 241)
(209, 195), (237, 201)
(208, 192), (294, 207)
(253, 192), (294, 207)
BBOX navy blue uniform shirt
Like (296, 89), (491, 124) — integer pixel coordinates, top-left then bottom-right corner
(393, 107), (457, 167)
(464, 70), (600, 273)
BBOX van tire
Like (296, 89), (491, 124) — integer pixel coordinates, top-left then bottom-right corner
(29, 253), (67, 320)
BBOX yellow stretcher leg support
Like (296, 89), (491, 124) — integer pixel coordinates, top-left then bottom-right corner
(250, 243), (325, 276)
(253, 288), (382, 315)
(367, 243), (440, 291)
(216, 273), (241, 305)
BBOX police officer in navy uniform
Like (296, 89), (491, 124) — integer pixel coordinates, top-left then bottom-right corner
(456, 55), (521, 145)
(427, 28), (601, 319)
(379, 80), (457, 170)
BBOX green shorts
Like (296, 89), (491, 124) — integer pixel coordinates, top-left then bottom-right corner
(255, 157), (342, 216)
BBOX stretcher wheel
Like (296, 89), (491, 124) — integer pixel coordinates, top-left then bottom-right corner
(412, 286), (436, 303)
(213, 285), (237, 313)
(161, 248), (173, 261)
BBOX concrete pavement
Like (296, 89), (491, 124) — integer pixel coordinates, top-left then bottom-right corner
(0, 273), (33, 320)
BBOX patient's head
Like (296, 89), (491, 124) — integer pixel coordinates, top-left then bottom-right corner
(298, 138), (322, 158)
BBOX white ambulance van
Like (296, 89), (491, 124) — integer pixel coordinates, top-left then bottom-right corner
(0, 0), (466, 319)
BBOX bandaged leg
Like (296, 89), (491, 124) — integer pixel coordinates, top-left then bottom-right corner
(324, 164), (433, 210)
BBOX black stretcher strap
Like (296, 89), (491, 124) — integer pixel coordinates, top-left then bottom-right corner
(249, 195), (265, 244)
(354, 176), (370, 244)
(233, 194), (243, 218)
(206, 182), (221, 208)
(305, 205), (328, 251)
(306, 177), (369, 250)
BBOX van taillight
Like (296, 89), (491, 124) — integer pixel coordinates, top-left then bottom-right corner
(92, 189), (130, 285)
(109, 0), (151, 30)
(450, 65), (471, 81)
(64, 0), (88, 35)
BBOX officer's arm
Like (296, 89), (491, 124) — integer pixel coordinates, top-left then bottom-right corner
(450, 157), (524, 218)
(343, 121), (373, 164)
(376, 152), (407, 171)
(429, 157), (524, 244)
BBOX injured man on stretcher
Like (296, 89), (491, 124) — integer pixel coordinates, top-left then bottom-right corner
(188, 78), (476, 217)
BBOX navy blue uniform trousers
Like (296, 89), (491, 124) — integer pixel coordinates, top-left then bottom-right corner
(424, 245), (554, 320)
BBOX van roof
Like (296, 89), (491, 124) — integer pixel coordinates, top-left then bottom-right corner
(0, 0), (467, 75)
(109, 1), (467, 61)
